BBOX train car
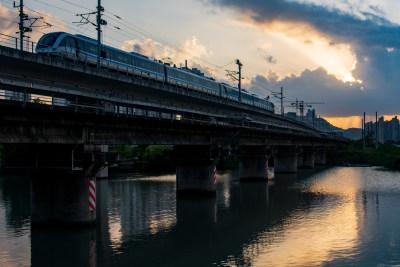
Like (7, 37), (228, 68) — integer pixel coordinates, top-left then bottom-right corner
(165, 66), (220, 94)
(36, 32), (275, 113)
(36, 32), (166, 82)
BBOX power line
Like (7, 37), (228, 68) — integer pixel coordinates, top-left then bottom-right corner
(60, 0), (91, 12)
(2, 0), (247, 83)
(102, 8), (233, 74)
(32, 0), (75, 15)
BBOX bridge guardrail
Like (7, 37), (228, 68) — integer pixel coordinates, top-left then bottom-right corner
(0, 34), (36, 53)
(0, 43), (335, 135)
(0, 87), (336, 140)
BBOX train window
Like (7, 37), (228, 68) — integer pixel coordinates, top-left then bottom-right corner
(36, 32), (63, 49)
(59, 38), (66, 47)
(59, 37), (76, 49)
(109, 50), (117, 61)
(76, 39), (86, 51)
(116, 52), (126, 63)
(86, 42), (97, 55)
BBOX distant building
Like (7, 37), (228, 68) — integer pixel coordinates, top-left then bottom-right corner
(378, 116), (385, 144)
(391, 116), (399, 141)
(364, 116), (400, 144)
(306, 109), (316, 121)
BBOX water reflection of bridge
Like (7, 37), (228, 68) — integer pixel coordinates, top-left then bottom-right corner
(91, 169), (332, 266)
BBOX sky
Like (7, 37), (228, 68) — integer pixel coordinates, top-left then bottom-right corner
(1, 0), (400, 129)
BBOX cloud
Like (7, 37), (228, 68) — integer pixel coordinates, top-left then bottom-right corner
(0, 4), (65, 47)
(249, 64), (400, 117)
(120, 38), (160, 58)
(121, 36), (209, 62)
(203, 0), (400, 50)
(202, 0), (400, 117)
(121, 35), (214, 78)
(0, 4), (19, 36)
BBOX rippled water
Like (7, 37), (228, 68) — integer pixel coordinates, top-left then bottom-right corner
(1, 167), (400, 266)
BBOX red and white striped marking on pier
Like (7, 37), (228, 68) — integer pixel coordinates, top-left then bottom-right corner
(213, 166), (217, 185)
(89, 179), (96, 211)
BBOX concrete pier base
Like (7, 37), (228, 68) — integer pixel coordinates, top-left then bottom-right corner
(176, 161), (217, 194)
(315, 149), (327, 165)
(239, 155), (268, 180)
(274, 146), (297, 173)
(238, 146), (271, 181)
(303, 147), (315, 169)
(175, 145), (219, 194)
(97, 166), (108, 178)
(31, 170), (97, 226)
(27, 144), (113, 226)
(297, 153), (304, 169)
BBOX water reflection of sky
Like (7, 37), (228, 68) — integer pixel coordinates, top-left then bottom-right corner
(1, 167), (400, 266)
(107, 174), (177, 251)
(230, 167), (400, 266)
(0, 176), (31, 267)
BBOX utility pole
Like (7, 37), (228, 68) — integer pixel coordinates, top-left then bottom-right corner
(225, 59), (243, 102)
(236, 59), (242, 101)
(96, 0), (103, 69)
(376, 111), (378, 149)
(280, 87), (283, 116)
(272, 87), (284, 115)
(14, 0), (51, 51)
(75, 1), (106, 69)
(18, 0), (24, 50)
(363, 112), (366, 150)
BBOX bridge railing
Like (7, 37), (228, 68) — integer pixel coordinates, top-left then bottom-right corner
(0, 38), (335, 134)
(0, 43), (336, 135)
(0, 34), (36, 53)
(0, 86), (328, 137)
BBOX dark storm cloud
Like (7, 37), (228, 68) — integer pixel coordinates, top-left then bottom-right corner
(203, 0), (400, 117)
(249, 62), (400, 117)
(204, 0), (400, 49)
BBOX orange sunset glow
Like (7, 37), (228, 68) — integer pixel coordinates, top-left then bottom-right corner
(325, 115), (400, 129)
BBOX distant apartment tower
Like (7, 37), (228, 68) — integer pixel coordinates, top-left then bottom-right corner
(374, 116), (399, 143)
(363, 116), (399, 144)
(378, 116), (385, 144)
(390, 116), (399, 141)
(306, 109), (316, 122)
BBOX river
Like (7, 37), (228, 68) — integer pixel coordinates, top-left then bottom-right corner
(1, 166), (400, 266)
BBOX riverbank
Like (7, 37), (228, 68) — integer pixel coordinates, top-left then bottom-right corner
(327, 141), (400, 170)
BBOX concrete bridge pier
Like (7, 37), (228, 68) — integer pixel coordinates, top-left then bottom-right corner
(303, 146), (315, 169)
(274, 146), (297, 173)
(175, 145), (219, 194)
(297, 149), (304, 169)
(29, 145), (116, 226)
(315, 147), (327, 165)
(238, 146), (271, 181)
(31, 168), (101, 226)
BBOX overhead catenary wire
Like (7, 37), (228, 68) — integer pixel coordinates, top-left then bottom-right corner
(3, 0), (233, 77)
(101, 8), (236, 72)
(1, 0), (272, 92)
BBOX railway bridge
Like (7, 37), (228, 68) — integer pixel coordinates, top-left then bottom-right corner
(0, 45), (346, 226)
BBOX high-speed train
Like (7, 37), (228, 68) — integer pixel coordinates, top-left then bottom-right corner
(36, 32), (274, 112)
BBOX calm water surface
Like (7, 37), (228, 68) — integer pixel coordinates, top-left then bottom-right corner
(1, 167), (400, 266)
